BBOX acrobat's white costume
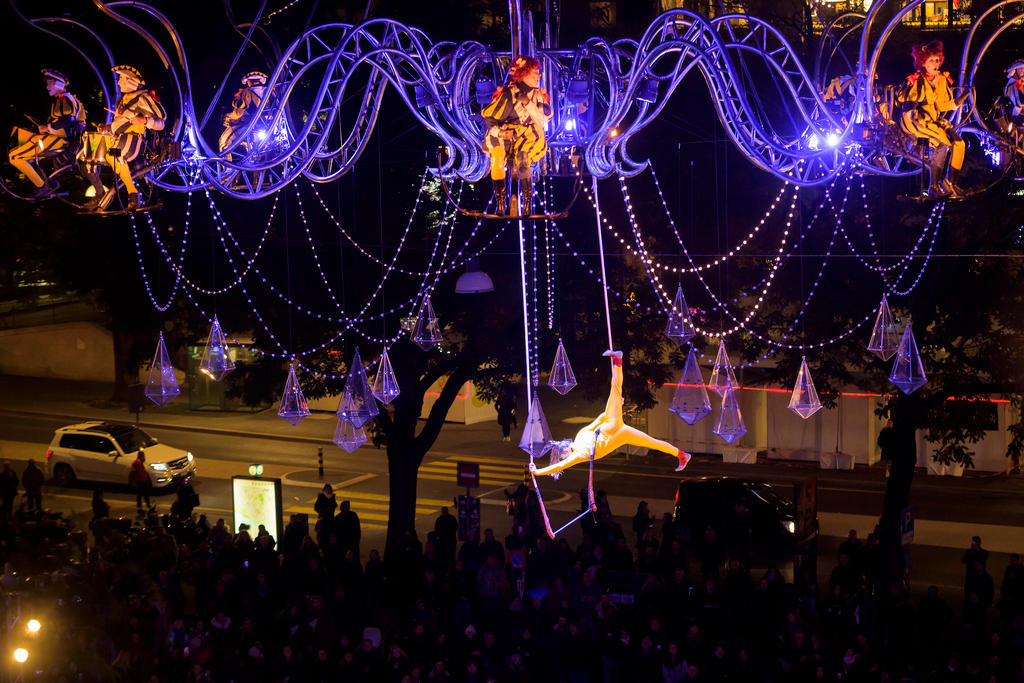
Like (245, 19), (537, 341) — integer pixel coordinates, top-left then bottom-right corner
(530, 351), (691, 477)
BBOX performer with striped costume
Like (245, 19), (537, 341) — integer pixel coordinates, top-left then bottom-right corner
(8, 69), (85, 198)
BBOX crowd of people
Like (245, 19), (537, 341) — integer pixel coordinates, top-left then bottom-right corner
(1, 480), (1023, 683)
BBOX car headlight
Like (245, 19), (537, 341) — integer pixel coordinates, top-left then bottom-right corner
(150, 463), (168, 471)
(785, 521), (796, 534)
(187, 452), (194, 462)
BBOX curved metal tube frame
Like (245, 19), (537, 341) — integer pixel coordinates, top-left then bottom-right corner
(9, 0), (1021, 198)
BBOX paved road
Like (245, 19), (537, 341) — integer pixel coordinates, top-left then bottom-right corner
(4, 407), (1024, 600)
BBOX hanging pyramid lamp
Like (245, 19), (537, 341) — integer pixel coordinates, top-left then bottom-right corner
(547, 340), (577, 395)
(867, 294), (901, 361)
(410, 296), (443, 351)
(713, 388), (747, 444)
(337, 348), (379, 428)
(708, 340), (739, 397)
(333, 406), (368, 453)
(199, 316), (235, 381)
(519, 393), (554, 459)
(889, 322), (927, 394)
(371, 348), (400, 405)
(788, 356), (823, 419)
(144, 332), (180, 407)
(277, 361), (311, 426)
(670, 347), (712, 425)
(665, 285), (697, 345)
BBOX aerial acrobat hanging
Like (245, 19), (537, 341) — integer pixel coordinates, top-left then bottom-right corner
(529, 350), (692, 478)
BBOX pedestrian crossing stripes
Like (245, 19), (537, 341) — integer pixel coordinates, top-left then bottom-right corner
(442, 454), (532, 468)
(419, 458), (526, 486)
(284, 487), (457, 531)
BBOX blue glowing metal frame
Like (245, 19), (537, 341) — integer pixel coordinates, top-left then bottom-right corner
(10, 0), (1022, 199)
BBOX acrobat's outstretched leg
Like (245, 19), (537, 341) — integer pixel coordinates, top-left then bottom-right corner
(599, 350), (690, 471)
(602, 350), (624, 430)
(602, 425), (689, 468)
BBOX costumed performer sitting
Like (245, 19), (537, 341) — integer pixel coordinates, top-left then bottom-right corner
(79, 65), (166, 212)
(8, 69), (85, 198)
(896, 40), (969, 199)
(1004, 60), (1024, 128)
(219, 71), (269, 160)
(480, 55), (553, 215)
(529, 350), (691, 478)
(823, 73), (856, 123)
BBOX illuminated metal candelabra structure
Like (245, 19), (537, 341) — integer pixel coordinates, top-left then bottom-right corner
(9, 0), (1021, 199)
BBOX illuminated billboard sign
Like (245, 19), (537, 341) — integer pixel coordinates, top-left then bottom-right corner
(231, 476), (283, 543)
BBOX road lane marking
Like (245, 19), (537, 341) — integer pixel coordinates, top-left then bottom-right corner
(430, 459), (526, 473)
(335, 473), (376, 488)
(440, 454), (530, 467)
(418, 472), (514, 486)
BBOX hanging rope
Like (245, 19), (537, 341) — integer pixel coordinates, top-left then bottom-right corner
(592, 175), (614, 350)
(528, 179), (610, 539)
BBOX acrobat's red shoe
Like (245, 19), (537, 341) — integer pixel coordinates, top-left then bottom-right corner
(603, 349), (624, 367)
(674, 450), (691, 472)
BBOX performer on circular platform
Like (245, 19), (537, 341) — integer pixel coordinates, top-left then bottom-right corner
(219, 71), (269, 160)
(897, 40), (969, 198)
(79, 65), (166, 212)
(529, 351), (691, 478)
(481, 56), (553, 215)
(1004, 60), (1024, 127)
(8, 69), (85, 198)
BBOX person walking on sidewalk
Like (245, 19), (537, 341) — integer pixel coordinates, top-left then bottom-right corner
(0, 462), (19, 519)
(130, 449), (153, 511)
(496, 384), (517, 442)
(22, 460), (43, 513)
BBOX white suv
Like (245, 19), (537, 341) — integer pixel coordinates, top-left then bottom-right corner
(46, 422), (197, 487)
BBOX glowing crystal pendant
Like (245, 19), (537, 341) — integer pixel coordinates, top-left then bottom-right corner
(144, 332), (180, 407)
(670, 347), (712, 425)
(200, 316), (235, 381)
(547, 340), (577, 395)
(333, 408), (367, 453)
(713, 388), (747, 444)
(708, 340), (738, 397)
(868, 294), (900, 361)
(411, 296), (443, 351)
(889, 322), (927, 394)
(277, 362), (311, 426)
(788, 356), (823, 419)
(337, 348), (379, 428)
(665, 285), (696, 345)
(371, 348), (400, 405)
(519, 393), (554, 459)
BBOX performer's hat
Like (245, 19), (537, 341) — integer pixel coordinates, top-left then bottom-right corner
(41, 69), (69, 87)
(242, 71), (268, 86)
(1007, 60), (1024, 75)
(112, 64), (145, 87)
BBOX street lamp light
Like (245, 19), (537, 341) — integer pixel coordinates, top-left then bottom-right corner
(454, 259), (494, 294)
(25, 620), (39, 634)
(12, 648), (27, 664)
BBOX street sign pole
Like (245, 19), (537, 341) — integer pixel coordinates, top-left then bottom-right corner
(900, 506), (914, 589)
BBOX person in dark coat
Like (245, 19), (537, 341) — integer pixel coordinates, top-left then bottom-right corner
(0, 462), (18, 519)
(90, 488), (110, 521)
(314, 484), (337, 546)
(21, 459), (44, 512)
(173, 477), (198, 520)
(337, 499), (361, 555)
(434, 506), (459, 567)
(496, 385), (517, 442)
